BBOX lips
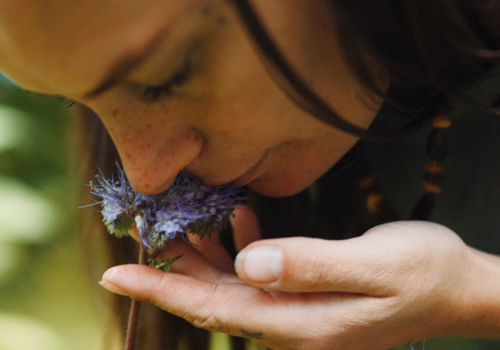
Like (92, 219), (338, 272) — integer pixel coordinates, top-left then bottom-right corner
(181, 151), (268, 188)
(228, 152), (268, 188)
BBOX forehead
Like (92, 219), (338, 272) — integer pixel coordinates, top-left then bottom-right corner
(0, 0), (203, 95)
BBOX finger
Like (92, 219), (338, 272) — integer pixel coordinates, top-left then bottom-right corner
(154, 238), (240, 283)
(187, 231), (235, 273)
(102, 265), (261, 335)
(101, 264), (291, 339)
(234, 221), (454, 295)
(231, 206), (262, 251)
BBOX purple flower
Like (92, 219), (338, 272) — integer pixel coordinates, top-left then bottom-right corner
(89, 166), (244, 250)
(89, 167), (150, 238)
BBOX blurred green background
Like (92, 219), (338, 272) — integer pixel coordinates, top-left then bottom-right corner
(0, 75), (101, 350)
(0, 75), (498, 350)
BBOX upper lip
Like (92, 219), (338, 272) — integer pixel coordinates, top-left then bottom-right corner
(181, 152), (268, 188)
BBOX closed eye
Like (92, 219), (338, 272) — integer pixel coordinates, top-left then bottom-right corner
(56, 96), (76, 108)
(141, 61), (192, 103)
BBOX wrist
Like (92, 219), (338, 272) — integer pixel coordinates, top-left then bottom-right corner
(448, 246), (500, 338)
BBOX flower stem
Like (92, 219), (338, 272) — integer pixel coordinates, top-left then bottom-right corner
(125, 244), (146, 350)
(148, 248), (162, 260)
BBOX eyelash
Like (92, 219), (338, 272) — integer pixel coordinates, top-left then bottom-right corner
(56, 96), (76, 108)
(54, 61), (192, 107)
(141, 61), (192, 103)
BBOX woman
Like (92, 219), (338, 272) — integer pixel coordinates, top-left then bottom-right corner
(0, 0), (499, 349)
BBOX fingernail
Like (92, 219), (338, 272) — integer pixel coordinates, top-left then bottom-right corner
(99, 281), (129, 296)
(235, 246), (282, 283)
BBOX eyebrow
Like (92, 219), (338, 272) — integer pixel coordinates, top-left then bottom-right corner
(83, 27), (172, 99)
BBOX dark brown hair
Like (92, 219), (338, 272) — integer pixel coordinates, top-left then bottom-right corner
(232, 0), (500, 139)
(78, 0), (500, 349)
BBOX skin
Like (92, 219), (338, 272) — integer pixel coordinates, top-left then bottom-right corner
(106, 221), (500, 349)
(0, 0), (377, 197)
(0, 0), (499, 349)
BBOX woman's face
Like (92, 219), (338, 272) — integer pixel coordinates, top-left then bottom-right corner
(0, 0), (380, 197)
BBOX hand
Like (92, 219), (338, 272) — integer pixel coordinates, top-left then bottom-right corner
(101, 220), (498, 350)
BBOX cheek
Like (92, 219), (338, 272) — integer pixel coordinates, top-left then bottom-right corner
(249, 132), (360, 197)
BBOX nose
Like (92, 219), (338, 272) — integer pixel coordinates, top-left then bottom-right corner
(98, 108), (204, 195)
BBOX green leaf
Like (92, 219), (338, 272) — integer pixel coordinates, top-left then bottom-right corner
(148, 255), (183, 272)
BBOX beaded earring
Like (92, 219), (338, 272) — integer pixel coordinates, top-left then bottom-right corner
(410, 106), (452, 220)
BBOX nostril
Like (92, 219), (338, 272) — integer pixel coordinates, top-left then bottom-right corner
(114, 129), (204, 196)
(128, 175), (177, 196)
(120, 163), (178, 196)
(180, 169), (202, 181)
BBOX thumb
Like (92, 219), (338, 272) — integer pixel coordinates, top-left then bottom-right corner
(233, 236), (384, 294)
(234, 222), (454, 294)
